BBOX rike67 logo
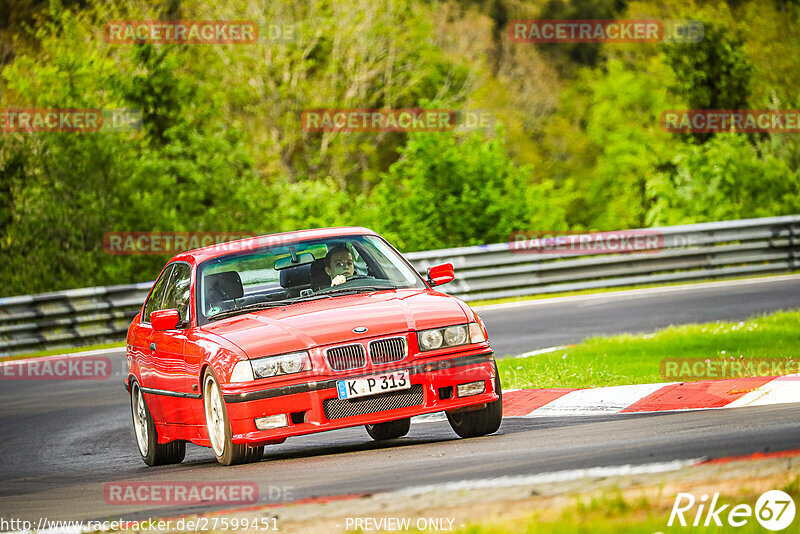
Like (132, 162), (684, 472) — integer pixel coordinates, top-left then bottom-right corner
(669, 490), (796, 531)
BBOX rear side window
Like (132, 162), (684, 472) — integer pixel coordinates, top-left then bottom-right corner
(162, 263), (192, 325)
(143, 264), (174, 323)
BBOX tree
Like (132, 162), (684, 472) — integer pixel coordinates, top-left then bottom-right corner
(582, 58), (679, 229)
(646, 134), (800, 225)
(0, 2), (270, 295)
(663, 19), (753, 143)
(364, 126), (569, 251)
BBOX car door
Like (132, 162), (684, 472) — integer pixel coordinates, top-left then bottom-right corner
(151, 262), (194, 424)
(135, 264), (174, 422)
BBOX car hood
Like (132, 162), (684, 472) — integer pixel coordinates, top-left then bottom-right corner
(200, 289), (471, 358)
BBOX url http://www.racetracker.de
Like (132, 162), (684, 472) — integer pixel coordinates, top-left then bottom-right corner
(0, 516), (280, 532)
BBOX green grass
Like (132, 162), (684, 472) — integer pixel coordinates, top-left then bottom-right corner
(0, 340), (125, 361)
(443, 500), (785, 533)
(388, 480), (800, 534)
(468, 271), (800, 308)
(496, 308), (800, 389)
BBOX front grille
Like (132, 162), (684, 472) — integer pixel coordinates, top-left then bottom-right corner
(369, 337), (407, 365)
(325, 344), (367, 371)
(323, 384), (424, 420)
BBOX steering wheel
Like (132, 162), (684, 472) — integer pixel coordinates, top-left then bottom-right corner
(319, 274), (373, 292)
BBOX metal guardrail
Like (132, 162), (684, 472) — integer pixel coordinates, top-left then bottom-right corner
(0, 282), (154, 357)
(406, 215), (800, 301)
(1, 215), (799, 356)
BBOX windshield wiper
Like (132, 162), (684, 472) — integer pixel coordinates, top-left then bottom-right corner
(211, 286), (398, 320)
(290, 293), (335, 304)
(208, 300), (292, 321)
(288, 285), (395, 304)
(319, 285), (396, 296)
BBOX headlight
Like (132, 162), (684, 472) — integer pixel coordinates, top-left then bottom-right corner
(254, 358), (281, 378)
(444, 325), (468, 345)
(251, 351), (311, 379)
(417, 323), (482, 351)
(419, 329), (443, 350)
(280, 356), (303, 374)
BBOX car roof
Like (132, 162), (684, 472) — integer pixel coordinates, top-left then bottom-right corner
(169, 226), (379, 265)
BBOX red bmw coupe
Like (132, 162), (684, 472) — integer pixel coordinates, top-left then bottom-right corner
(125, 227), (502, 466)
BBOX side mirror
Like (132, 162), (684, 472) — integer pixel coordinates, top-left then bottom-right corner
(427, 263), (455, 287)
(151, 309), (181, 331)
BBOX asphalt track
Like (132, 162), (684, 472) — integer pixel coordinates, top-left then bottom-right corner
(1, 276), (799, 523)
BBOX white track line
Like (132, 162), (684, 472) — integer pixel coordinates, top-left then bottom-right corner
(386, 458), (703, 497)
(507, 345), (567, 359)
(0, 346), (125, 366)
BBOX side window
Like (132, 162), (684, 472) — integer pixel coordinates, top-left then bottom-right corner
(350, 245), (369, 276)
(360, 239), (405, 282)
(162, 263), (192, 325)
(143, 265), (174, 323)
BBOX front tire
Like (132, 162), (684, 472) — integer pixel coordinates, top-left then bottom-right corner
(446, 371), (503, 438)
(130, 380), (185, 466)
(365, 418), (411, 441)
(203, 371), (264, 466)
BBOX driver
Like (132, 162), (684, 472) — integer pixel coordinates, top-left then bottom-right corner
(324, 245), (355, 287)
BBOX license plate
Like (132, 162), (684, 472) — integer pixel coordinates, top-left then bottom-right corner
(337, 370), (410, 400)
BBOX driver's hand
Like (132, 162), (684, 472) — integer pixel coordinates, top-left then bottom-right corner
(331, 275), (347, 287)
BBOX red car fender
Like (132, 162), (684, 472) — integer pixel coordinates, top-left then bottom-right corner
(125, 357), (141, 392)
(474, 313), (489, 341)
(452, 297), (490, 341)
(199, 345), (245, 389)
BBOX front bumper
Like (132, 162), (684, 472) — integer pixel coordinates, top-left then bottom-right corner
(221, 350), (498, 444)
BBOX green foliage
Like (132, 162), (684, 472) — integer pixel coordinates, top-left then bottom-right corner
(583, 58), (678, 228)
(0, 3), (270, 294)
(537, 0), (628, 70)
(663, 17), (754, 144)
(271, 177), (354, 230)
(365, 127), (569, 251)
(663, 19), (753, 113)
(208, 0), (473, 193)
(1, 0), (800, 296)
(646, 133), (800, 225)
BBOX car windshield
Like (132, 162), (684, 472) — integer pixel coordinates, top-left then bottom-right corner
(196, 234), (425, 324)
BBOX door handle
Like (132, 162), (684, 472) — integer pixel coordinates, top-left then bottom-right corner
(150, 342), (156, 351)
